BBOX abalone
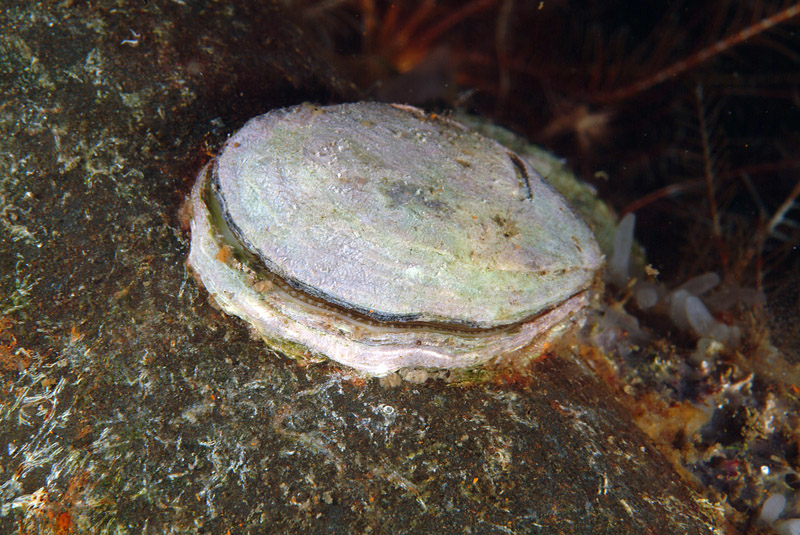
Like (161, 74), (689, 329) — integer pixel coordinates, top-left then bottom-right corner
(187, 102), (603, 375)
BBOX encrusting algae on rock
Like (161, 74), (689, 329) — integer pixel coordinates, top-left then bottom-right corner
(186, 102), (604, 375)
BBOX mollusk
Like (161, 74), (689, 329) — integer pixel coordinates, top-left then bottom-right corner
(187, 102), (603, 375)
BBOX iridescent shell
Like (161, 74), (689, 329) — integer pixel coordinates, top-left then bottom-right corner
(187, 102), (603, 375)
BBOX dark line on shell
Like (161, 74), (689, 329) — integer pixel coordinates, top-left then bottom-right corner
(507, 151), (533, 201)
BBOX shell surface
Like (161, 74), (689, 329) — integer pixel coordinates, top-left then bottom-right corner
(187, 102), (603, 375)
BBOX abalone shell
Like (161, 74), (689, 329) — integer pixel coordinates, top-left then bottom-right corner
(187, 102), (603, 375)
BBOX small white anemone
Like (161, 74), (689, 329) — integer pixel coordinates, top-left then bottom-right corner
(758, 493), (800, 535)
(607, 212), (746, 348)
